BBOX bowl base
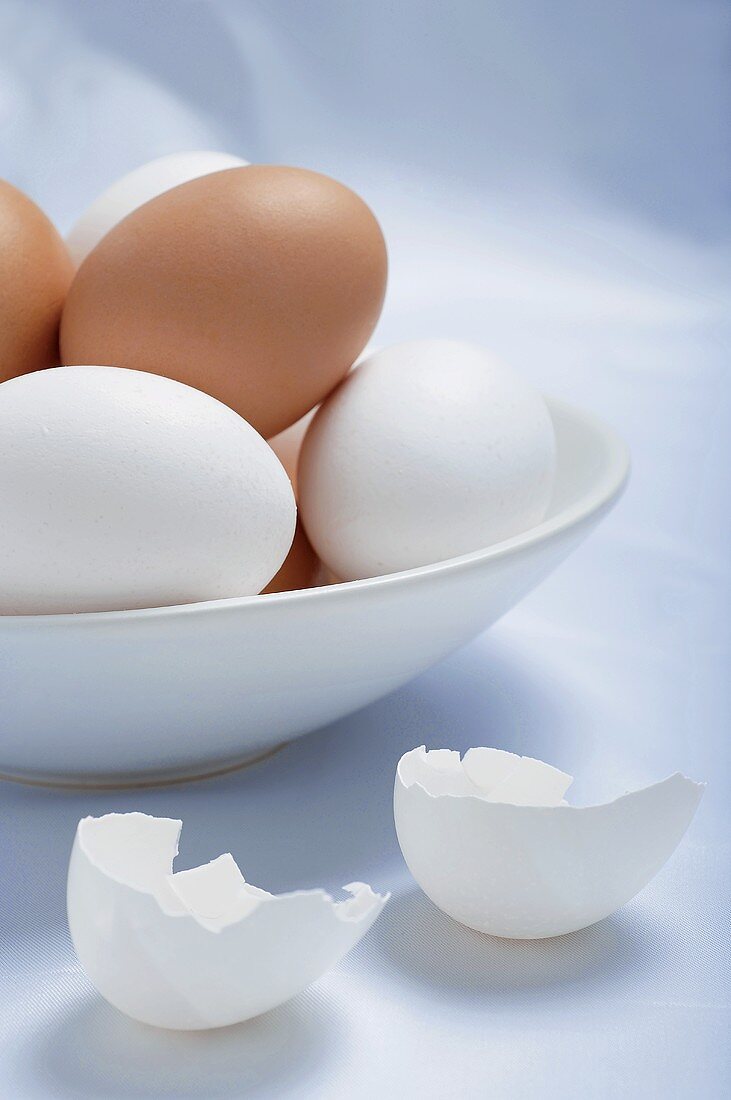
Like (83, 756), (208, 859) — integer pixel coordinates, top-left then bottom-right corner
(0, 741), (286, 791)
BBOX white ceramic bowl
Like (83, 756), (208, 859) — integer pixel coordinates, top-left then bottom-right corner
(0, 399), (628, 787)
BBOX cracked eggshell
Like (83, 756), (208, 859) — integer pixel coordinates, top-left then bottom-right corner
(67, 813), (387, 1030)
(394, 747), (704, 939)
(66, 151), (248, 266)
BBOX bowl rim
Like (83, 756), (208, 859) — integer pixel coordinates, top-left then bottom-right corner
(0, 397), (629, 627)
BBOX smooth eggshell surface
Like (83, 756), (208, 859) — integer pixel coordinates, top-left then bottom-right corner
(0, 366), (295, 613)
(298, 340), (557, 580)
(65, 151), (248, 267)
(267, 345), (377, 497)
(0, 179), (73, 384)
(61, 166), (388, 438)
(395, 747), (704, 939)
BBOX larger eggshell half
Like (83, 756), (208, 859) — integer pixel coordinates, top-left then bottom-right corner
(67, 813), (387, 1030)
(394, 746), (704, 939)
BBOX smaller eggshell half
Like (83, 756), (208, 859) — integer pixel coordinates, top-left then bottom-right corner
(67, 813), (388, 1030)
(394, 746), (704, 939)
(0, 366), (295, 613)
(66, 150), (248, 266)
(298, 340), (557, 580)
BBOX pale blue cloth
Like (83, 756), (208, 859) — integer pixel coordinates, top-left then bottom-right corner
(0, 2), (729, 1096)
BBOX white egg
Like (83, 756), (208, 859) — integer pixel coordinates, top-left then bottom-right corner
(395, 746), (704, 939)
(267, 345), (378, 496)
(67, 813), (387, 1029)
(298, 340), (557, 580)
(0, 366), (295, 613)
(66, 150), (248, 266)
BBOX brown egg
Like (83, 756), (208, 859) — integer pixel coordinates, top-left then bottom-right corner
(262, 521), (322, 594)
(60, 166), (387, 437)
(0, 180), (73, 383)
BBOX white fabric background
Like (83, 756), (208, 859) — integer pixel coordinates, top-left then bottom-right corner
(0, 2), (729, 1096)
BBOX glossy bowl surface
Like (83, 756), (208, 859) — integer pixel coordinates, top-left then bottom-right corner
(0, 399), (629, 786)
